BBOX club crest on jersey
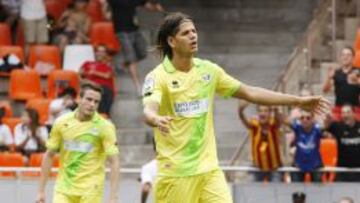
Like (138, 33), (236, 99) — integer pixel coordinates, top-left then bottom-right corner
(171, 80), (180, 88)
(202, 74), (212, 83)
(142, 77), (155, 96)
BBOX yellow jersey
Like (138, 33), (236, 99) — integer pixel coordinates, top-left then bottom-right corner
(143, 56), (242, 177)
(46, 111), (119, 195)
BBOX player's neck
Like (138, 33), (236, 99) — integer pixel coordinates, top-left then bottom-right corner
(171, 53), (193, 72)
(76, 111), (93, 122)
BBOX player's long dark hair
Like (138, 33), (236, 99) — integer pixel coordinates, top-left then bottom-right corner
(156, 12), (193, 59)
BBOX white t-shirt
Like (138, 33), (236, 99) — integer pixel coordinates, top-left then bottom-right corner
(141, 159), (157, 185)
(20, 0), (46, 20)
(0, 124), (13, 146)
(14, 123), (48, 151)
(47, 98), (72, 125)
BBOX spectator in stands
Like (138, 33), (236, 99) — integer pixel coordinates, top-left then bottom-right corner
(46, 87), (77, 129)
(0, 107), (13, 152)
(238, 100), (282, 182)
(80, 45), (115, 115)
(1, 0), (21, 41)
(53, 0), (91, 52)
(107, 0), (164, 95)
(285, 110), (323, 182)
(292, 192), (306, 203)
(20, 0), (48, 54)
(323, 47), (360, 106)
(14, 108), (48, 157)
(324, 105), (360, 182)
(339, 197), (354, 203)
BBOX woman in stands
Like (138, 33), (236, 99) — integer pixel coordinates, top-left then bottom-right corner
(14, 108), (48, 157)
(52, 0), (91, 52)
(0, 107), (13, 152)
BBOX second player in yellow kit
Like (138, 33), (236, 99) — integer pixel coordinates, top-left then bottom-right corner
(37, 83), (120, 203)
(143, 12), (330, 203)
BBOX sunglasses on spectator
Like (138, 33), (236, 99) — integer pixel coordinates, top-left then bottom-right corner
(300, 116), (312, 120)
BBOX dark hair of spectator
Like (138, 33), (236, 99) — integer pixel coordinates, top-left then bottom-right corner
(340, 197), (354, 203)
(80, 81), (103, 97)
(343, 46), (355, 56)
(0, 107), (5, 125)
(25, 108), (40, 137)
(59, 87), (77, 98)
(156, 12), (193, 59)
(292, 192), (306, 203)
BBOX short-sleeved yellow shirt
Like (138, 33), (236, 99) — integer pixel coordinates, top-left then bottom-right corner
(143, 56), (242, 177)
(46, 111), (119, 196)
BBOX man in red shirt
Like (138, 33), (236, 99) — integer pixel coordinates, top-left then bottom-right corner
(80, 45), (115, 115)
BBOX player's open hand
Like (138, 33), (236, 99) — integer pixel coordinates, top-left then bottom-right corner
(155, 116), (173, 135)
(299, 96), (331, 116)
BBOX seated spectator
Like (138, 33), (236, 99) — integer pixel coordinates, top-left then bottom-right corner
(46, 87), (77, 128)
(324, 105), (360, 182)
(238, 101), (282, 182)
(14, 108), (48, 157)
(285, 110), (323, 182)
(53, 0), (91, 52)
(323, 47), (360, 106)
(0, 107), (13, 152)
(80, 45), (115, 115)
(20, 0), (49, 54)
(1, 0), (21, 42)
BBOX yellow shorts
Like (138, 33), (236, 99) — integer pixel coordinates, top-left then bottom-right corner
(154, 169), (232, 203)
(53, 191), (102, 203)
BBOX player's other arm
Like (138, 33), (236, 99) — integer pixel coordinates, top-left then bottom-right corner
(143, 102), (173, 134)
(36, 150), (56, 203)
(233, 83), (330, 116)
(108, 154), (120, 203)
(141, 182), (152, 203)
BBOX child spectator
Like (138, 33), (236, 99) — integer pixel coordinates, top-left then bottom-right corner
(14, 108), (48, 157)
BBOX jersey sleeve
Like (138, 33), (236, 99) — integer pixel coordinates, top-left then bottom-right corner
(101, 122), (119, 156)
(142, 71), (163, 106)
(214, 64), (242, 98)
(46, 121), (62, 151)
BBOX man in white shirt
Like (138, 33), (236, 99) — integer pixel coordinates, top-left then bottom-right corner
(20, 0), (48, 52)
(140, 159), (157, 203)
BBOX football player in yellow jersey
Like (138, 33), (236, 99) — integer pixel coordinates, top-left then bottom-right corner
(36, 82), (120, 203)
(142, 12), (330, 203)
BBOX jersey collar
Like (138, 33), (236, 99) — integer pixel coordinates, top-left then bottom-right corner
(73, 109), (100, 123)
(162, 55), (200, 74)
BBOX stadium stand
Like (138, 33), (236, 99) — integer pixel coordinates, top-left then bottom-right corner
(9, 70), (43, 101)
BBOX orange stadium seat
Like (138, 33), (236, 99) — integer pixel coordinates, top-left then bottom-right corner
(0, 100), (13, 118)
(28, 45), (61, 74)
(320, 138), (337, 183)
(354, 28), (360, 52)
(47, 70), (80, 98)
(0, 23), (12, 46)
(86, 0), (104, 23)
(9, 69), (43, 101)
(89, 22), (120, 52)
(2, 117), (21, 134)
(353, 51), (360, 68)
(0, 153), (25, 177)
(23, 153), (43, 177)
(26, 98), (51, 124)
(45, 0), (67, 20)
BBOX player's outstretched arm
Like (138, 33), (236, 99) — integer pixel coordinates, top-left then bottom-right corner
(36, 150), (56, 203)
(108, 154), (120, 203)
(233, 83), (330, 116)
